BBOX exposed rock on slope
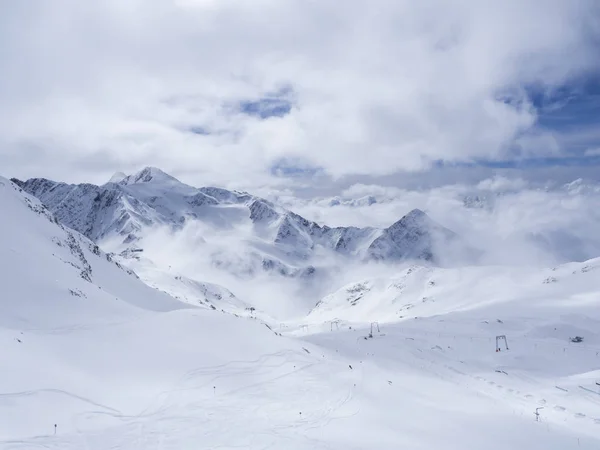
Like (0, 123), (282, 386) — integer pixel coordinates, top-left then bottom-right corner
(367, 209), (456, 263)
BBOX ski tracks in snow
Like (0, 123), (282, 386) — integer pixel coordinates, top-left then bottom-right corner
(382, 328), (600, 435)
(32, 348), (361, 449)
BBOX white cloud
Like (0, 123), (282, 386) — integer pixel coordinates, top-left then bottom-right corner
(476, 176), (529, 192)
(341, 184), (405, 200)
(1, 0), (599, 186)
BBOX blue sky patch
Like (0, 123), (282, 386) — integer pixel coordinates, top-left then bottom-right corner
(270, 158), (323, 178)
(240, 98), (292, 118)
(494, 73), (600, 165)
(239, 85), (294, 119)
(189, 126), (210, 135)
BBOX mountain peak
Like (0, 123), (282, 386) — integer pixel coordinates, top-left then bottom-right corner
(120, 167), (178, 185)
(367, 208), (456, 262)
(388, 208), (430, 230)
(407, 208), (427, 216)
(405, 208), (426, 219)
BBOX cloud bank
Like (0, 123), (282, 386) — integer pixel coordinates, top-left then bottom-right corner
(272, 176), (600, 266)
(1, 0), (599, 188)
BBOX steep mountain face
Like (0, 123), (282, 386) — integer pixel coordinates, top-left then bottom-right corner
(14, 168), (467, 289)
(367, 209), (456, 262)
(13, 169), (257, 244)
(11, 176), (166, 243)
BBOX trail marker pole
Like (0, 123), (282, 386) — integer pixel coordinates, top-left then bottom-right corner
(535, 407), (544, 422)
(54, 424), (57, 435)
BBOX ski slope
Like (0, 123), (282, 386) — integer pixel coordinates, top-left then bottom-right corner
(1, 175), (600, 449)
(309, 262), (600, 323)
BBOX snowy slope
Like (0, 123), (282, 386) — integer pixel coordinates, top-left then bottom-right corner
(0, 175), (321, 445)
(115, 248), (255, 314)
(297, 259), (600, 446)
(309, 260), (600, 323)
(0, 177), (188, 330)
(2, 175), (600, 449)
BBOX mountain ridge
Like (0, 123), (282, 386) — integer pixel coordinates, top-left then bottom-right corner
(12, 167), (463, 268)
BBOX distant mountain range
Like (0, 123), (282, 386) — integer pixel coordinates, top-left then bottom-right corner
(13, 167), (468, 274)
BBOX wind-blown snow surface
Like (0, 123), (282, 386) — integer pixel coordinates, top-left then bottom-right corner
(2, 174), (600, 449)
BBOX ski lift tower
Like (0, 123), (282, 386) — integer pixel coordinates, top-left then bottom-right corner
(496, 335), (509, 352)
(368, 322), (380, 338)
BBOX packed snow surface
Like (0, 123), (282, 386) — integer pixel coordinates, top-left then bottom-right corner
(2, 176), (600, 449)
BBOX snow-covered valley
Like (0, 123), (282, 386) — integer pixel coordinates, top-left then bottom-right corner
(2, 173), (600, 449)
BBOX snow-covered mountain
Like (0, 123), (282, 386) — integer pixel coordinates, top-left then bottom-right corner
(0, 176), (188, 329)
(0, 176), (252, 316)
(3, 174), (600, 449)
(14, 167), (469, 276)
(366, 208), (457, 262)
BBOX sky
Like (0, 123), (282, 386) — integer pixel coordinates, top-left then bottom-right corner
(1, 0), (600, 195)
